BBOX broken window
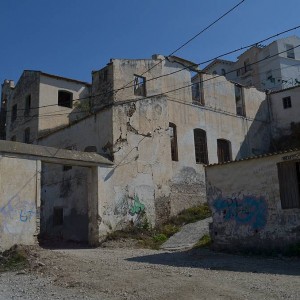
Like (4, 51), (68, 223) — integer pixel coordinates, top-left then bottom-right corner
(134, 75), (146, 96)
(283, 96), (292, 109)
(286, 44), (295, 59)
(243, 59), (251, 73)
(277, 161), (300, 209)
(25, 95), (31, 115)
(192, 73), (204, 105)
(53, 207), (64, 226)
(24, 127), (30, 144)
(11, 104), (17, 123)
(194, 129), (208, 164)
(217, 139), (231, 163)
(235, 85), (246, 117)
(169, 123), (178, 161)
(58, 90), (73, 108)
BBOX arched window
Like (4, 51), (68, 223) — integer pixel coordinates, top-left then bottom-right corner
(217, 139), (231, 163)
(221, 69), (226, 76)
(193, 129), (208, 164)
(58, 90), (73, 108)
(169, 123), (178, 161)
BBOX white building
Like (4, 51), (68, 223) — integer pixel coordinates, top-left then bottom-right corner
(203, 35), (300, 92)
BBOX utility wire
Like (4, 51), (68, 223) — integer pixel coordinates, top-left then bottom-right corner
(4, 24), (300, 115)
(6, 43), (300, 127)
(117, 0), (246, 91)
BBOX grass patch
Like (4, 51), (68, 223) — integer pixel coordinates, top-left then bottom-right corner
(169, 204), (211, 226)
(0, 245), (29, 272)
(105, 204), (212, 250)
(193, 234), (212, 249)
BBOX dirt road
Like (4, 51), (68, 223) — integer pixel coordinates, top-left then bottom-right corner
(0, 245), (300, 300)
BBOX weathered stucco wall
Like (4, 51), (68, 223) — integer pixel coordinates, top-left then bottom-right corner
(270, 86), (300, 138)
(38, 75), (90, 135)
(6, 71), (40, 143)
(0, 155), (40, 251)
(206, 151), (300, 251)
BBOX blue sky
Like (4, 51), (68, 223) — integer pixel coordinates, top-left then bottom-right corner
(1, 0), (300, 85)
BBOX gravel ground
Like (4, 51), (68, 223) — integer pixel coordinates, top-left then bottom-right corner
(0, 245), (300, 300)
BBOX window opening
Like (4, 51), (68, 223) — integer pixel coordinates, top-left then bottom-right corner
(217, 139), (231, 163)
(277, 161), (300, 209)
(11, 104), (17, 123)
(24, 127), (30, 144)
(283, 96), (292, 109)
(286, 44), (295, 59)
(25, 95), (31, 115)
(134, 75), (146, 96)
(194, 129), (208, 164)
(58, 91), (73, 108)
(169, 123), (178, 161)
(235, 85), (245, 116)
(192, 73), (204, 105)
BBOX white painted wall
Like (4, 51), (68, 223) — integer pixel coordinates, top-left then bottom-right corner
(0, 155), (40, 251)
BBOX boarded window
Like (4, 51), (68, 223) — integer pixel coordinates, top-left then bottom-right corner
(53, 207), (64, 226)
(277, 161), (300, 209)
(283, 96), (291, 109)
(24, 127), (30, 144)
(11, 104), (17, 123)
(194, 129), (208, 164)
(25, 95), (31, 115)
(217, 139), (231, 163)
(134, 75), (146, 96)
(235, 85), (246, 117)
(169, 123), (178, 161)
(58, 90), (73, 108)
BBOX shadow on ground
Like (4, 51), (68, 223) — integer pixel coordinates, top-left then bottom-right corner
(126, 248), (300, 276)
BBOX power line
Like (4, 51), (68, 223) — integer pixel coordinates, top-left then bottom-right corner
(4, 24), (300, 115)
(116, 0), (246, 92)
(5, 45), (300, 127)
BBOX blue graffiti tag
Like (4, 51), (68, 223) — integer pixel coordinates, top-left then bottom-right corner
(213, 195), (267, 230)
(19, 209), (36, 222)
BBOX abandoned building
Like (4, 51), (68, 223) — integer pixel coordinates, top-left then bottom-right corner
(0, 140), (112, 251)
(206, 149), (300, 252)
(204, 35), (300, 91)
(0, 71), (91, 143)
(1, 42), (300, 247)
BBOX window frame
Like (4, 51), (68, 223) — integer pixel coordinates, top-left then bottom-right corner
(217, 139), (232, 163)
(11, 104), (17, 123)
(169, 123), (178, 161)
(193, 128), (208, 164)
(134, 75), (146, 96)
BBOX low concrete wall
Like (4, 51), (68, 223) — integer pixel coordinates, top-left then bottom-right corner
(0, 155), (40, 251)
(206, 150), (300, 251)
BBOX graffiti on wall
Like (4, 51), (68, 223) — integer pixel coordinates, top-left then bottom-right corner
(129, 194), (145, 216)
(213, 194), (268, 230)
(0, 195), (36, 234)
